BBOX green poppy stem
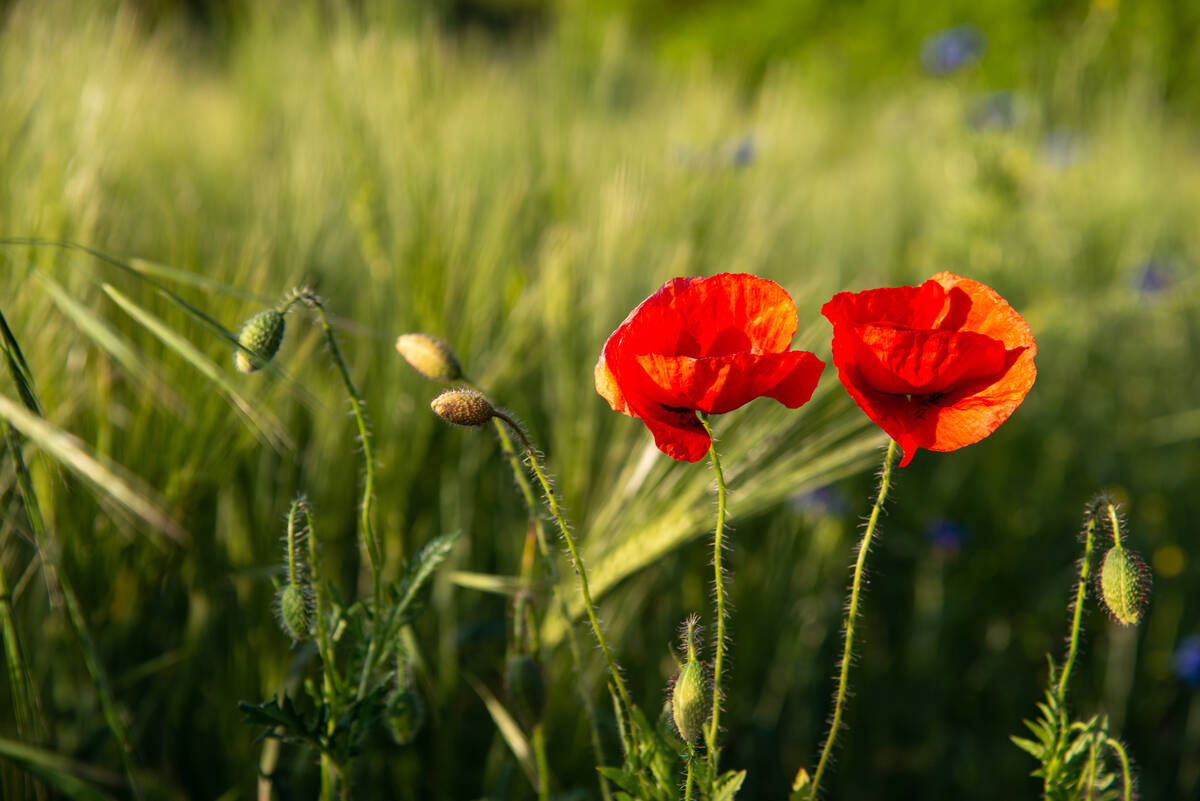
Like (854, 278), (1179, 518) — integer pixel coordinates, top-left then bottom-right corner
(807, 438), (897, 801)
(493, 414), (636, 724)
(698, 414), (728, 776)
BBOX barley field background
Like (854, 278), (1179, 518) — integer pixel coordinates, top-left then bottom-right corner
(1, 0), (1199, 798)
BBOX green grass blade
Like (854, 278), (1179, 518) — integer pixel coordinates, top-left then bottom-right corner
(34, 272), (188, 418)
(0, 736), (120, 801)
(101, 283), (291, 452)
(465, 672), (539, 790)
(0, 393), (185, 544)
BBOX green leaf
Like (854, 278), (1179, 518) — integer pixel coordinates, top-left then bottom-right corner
(101, 283), (291, 451)
(394, 531), (462, 619)
(0, 392), (186, 543)
(597, 767), (643, 796)
(1011, 736), (1045, 759)
(36, 272), (187, 416)
(0, 736), (119, 801)
(0, 304), (42, 416)
(712, 769), (748, 801)
(466, 672), (538, 790)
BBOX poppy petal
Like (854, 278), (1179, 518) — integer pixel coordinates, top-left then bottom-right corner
(632, 351), (825, 414)
(842, 326), (1008, 395)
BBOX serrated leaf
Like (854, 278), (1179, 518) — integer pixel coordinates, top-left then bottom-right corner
(712, 769), (747, 801)
(394, 531), (461, 619)
(597, 767), (643, 796)
(1011, 736), (1045, 759)
(1023, 718), (1054, 748)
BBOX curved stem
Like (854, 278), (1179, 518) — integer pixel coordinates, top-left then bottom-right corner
(1105, 737), (1133, 801)
(807, 439), (897, 801)
(470, 384), (613, 801)
(1106, 501), (1123, 549)
(1057, 511), (1098, 710)
(698, 414), (728, 776)
(495, 413), (635, 723)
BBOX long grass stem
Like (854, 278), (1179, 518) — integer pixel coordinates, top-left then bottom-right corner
(807, 438), (897, 800)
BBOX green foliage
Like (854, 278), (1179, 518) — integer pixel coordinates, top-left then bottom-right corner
(1010, 664), (1127, 801)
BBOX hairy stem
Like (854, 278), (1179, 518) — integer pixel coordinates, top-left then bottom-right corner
(1057, 510), (1098, 710)
(1106, 737), (1133, 801)
(475, 388), (614, 801)
(698, 414), (728, 775)
(495, 414), (636, 724)
(807, 438), (897, 801)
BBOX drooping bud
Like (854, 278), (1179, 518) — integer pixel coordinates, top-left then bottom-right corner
(430, 388), (495, 427)
(276, 583), (309, 641)
(396, 333), (463, 383)
(1098, 545), (1149, 626)
(671, 616), (709, 744)
(387, 688), (425, 746)
(235, 309), (286, 373)
(505, 654), (547, 730)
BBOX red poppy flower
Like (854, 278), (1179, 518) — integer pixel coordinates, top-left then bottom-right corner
(595, 273), (826, 462)
(821, 272), (1036, 467)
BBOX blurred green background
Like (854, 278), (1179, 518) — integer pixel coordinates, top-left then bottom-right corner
(1, 0), (1199, 798)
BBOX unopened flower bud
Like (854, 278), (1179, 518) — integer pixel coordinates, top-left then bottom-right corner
(430, 388), (495, 427)
(235, 309), (286, 373)
(276, 583), (309, 641)
(1098, 545), (1149, 626)
(387, 688), (425, 746)
(396, 333), (463, 383)
(505, 654), (546, 730)
(672, 659), (709, 744)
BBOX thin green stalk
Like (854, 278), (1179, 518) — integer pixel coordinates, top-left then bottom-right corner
(484, 410), (614, 801)
(1106, 502), (1123, 549)
(533, 723), (551, 801)
(684, 745), (697, 801)
(301, 501), (342, 692)
(1057, 510), (1098, 710)
(1106, 737), (1133, 801)
(3, 419), (143, 800)
(301, 295), (386, 703)
(0, 501), (38, 741)
(807, 439), (897, 801)
(698, 414), (728, 775)
(494, 414), (635, 723)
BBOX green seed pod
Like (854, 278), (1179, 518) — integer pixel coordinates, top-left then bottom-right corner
(504, 654), (547, 730)
(235, 309), (286, 373)
(672, 659), (709, 744)
(1098, 545), (1149, 626)
(396, 333), (463, 383)
(387, 688), (425, 746)
(430, 388), (495, 427)
(276, 583), (309, 641)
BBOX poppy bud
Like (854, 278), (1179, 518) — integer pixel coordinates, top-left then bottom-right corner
(430, 388), (495, 427)
(235, 309), (286, 373)
(504, 654), (546, 730)
(396, 333), (463, 383)
(1098, 545), (1149, 626)
(387, 688), (425, 746)
(672, 659), (709, 745)
(276, 583), (309, 641)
